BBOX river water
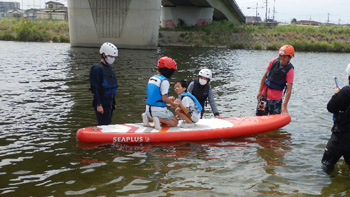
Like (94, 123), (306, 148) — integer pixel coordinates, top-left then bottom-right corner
(1, 41), (350, 196)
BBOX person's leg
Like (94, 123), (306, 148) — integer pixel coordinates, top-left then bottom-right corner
(159, 116), (178, 127)
(321, 134), (343, 173)
(98, 103), (113, 125)
(175, 107), (192, 124)
(152, 109), (178, 128)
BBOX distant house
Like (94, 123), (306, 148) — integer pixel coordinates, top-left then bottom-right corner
(36, 1), (67, 20)
(24, 9), (40, 20)
(295, 20), (322, 26)
(5, 9), (23, 18)
(45, 1), (65, 10)
(245, 16), (262, 24)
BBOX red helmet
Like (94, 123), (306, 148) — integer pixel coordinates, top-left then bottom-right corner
(279, 45), (295, 57)
(157, 56), (177, 70)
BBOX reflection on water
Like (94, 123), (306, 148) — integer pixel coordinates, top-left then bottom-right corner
(1, 41), (350, 196)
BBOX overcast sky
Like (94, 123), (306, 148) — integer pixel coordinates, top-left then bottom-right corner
(235, 0), (350, 24)
(5, 0), (350, 24)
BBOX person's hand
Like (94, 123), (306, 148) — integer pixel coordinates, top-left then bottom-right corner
(168, 96), (175, 102)
(174, 99), (181, 106)
(214, 115), (223, 119)
(97, 105), (104, 114)
(112, 104), (116, 110)
(257, 92), (263, 101)
(281, 106), (288, 115)
(334, 85), (340, 94)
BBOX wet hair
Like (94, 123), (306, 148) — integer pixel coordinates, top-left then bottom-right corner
(175, 80), (188, 92)
(159, 67), (175, 79)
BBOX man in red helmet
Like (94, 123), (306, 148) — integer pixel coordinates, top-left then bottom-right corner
(256, 45), (295, 115)
(142, 56), (178, 129)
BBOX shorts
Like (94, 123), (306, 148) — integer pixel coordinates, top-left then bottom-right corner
(146, 106), (174, 120)
(266, 99), (282, 115)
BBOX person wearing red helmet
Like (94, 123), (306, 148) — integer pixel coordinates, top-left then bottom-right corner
(142, 56), (178, 129)
(256, 45), (295, 115)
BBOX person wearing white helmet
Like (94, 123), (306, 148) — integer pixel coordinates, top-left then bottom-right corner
(89, 42), (119, 125)
(322, 63), (350, 173)
(187, 68), (222, 119)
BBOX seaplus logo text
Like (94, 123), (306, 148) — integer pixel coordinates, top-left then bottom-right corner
(113, 136), (144, 143)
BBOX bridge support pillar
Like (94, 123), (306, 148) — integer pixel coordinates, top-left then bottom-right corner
(68, 0), (161, 49)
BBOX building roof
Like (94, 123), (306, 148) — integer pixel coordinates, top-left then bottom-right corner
(45, 1), (64, 6)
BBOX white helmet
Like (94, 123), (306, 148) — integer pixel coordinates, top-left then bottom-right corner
(100, 42), (118, 57)
(198, 68), (212, 80)
(346, 63), (350, 76)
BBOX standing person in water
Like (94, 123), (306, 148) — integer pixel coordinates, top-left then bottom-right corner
(142, 56), (178, 130)
(89, 42), (119, 125)
(322, 63), (350, 173)
(187, 69), (222, 119)
(256, 45), (295, 116)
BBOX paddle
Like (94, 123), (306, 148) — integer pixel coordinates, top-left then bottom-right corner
(334, 76), (342, 89)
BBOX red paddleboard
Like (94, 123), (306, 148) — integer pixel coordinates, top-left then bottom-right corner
(76, 114), (291, 143)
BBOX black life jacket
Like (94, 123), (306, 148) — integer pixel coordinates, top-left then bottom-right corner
(265, 58), (294, 91)
(190, 78), (209, 108)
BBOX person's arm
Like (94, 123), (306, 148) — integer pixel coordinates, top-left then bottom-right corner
(207, 85), (221, 118)
(281, 83), (293, 114)
(257, 69), (268, 101)
(187, 81), (194, 93)
(175, 98), (190, 114)
(327, 87), (344, 113)
(162, 94), (177, 108)
(90, 65), (104, 114)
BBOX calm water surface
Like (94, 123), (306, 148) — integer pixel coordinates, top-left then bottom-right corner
(1, 41), (350, 196)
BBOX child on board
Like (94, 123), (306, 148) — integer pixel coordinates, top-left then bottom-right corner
(174, 80), (203, 128)
(142, 56), (178, 130)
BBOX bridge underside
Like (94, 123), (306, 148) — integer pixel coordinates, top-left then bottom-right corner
(68, 0), (161, 49)
(162, 0), (245, 23)
(68, 0), (245, 49)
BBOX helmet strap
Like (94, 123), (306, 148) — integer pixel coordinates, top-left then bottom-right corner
(101, 53), (107, 64)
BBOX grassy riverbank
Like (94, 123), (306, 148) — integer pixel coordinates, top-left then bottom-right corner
(159, 21), (350, 52)
(1, 18), (350, 52)
(0, 18), (69, 42)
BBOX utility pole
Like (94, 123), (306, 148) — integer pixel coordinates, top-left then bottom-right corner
(265, 0), (268, 21)
(272, 0), (276, 20)
(247, 3), (264, 22)
(327, 13), (330, 24)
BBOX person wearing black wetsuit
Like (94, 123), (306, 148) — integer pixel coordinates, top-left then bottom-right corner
(89, 42), (118, 125)
(322, 64), (350, 173)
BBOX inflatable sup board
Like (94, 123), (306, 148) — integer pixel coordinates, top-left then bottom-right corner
(76, 114), (291, 143)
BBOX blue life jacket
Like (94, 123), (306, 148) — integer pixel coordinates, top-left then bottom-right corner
(265, 58), (294, 91)
(97, 63), (118, 98)
(146, 75), (168, 107)
(179, 92), (203, 114)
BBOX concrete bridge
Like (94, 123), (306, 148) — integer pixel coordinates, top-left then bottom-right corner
(68, 0), (245, 49)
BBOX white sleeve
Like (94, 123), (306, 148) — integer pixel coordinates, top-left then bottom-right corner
(160, 80), (170, 95)
(181, 97), (191, 108)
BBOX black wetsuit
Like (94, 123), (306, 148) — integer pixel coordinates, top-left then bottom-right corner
(89, 61), (118, 125)
(322, 85), (350, 173)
